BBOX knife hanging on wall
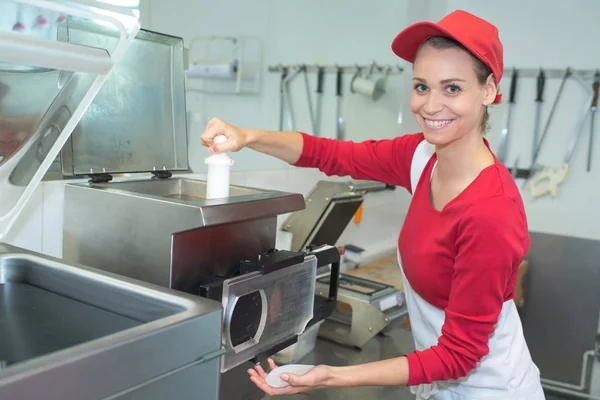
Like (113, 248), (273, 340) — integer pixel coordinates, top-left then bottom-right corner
(496, 67), (518, 164)
(587, 70), (599, 171)
(336, 67), (345, 140)
(532, 68), (546, 160)
(314, 66), (325, 136)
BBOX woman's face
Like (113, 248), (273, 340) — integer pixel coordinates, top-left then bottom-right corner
(410, 44), (497, 146)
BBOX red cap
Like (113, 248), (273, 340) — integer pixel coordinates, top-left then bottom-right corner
(391, 10), (503, 103)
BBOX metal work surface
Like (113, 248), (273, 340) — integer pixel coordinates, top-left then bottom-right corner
(0, 243), (223, 400)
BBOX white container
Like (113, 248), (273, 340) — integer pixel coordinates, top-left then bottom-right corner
(271, 320), (324, 365)
(205, 135), (234, 199)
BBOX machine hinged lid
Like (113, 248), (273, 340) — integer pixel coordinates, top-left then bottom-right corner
(0, 0), (140, 240)
(59, 25), (189, 178)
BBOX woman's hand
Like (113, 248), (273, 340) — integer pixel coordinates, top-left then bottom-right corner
(199, 118), (304, 164)
(200, 118), (249, 154)
(247, 358), (331, 396)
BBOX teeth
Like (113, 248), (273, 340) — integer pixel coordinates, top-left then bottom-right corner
(425, 119), (452, 128)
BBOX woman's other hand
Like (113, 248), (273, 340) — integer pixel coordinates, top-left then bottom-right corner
(247, 358), (331, 396)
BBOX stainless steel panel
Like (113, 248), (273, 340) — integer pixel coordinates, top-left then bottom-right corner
(0, 243), (222, 400)
(60, 23), (189, 176)
(108, 357), (220, 400)
(63, 178), (304, 290)
(520, 232), (600, 388)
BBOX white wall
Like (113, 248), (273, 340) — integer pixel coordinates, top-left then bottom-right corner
(5, 0), (600, 260)
(145, 0), (409, 174)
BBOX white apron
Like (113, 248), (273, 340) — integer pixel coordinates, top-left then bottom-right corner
(399, 140), (546, 400)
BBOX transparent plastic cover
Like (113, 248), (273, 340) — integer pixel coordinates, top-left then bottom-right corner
(0, 0), (140, 239)
(221, 254), (317, 372)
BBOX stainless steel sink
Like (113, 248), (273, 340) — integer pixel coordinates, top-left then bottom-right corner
(0, 243), (223, 400)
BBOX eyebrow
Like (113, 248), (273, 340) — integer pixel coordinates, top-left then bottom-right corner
(413, 77), (466, 84)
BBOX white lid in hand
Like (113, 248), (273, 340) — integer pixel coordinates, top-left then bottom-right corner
(265, 364), (315, 388)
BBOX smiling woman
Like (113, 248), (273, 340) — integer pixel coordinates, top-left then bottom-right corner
(199, 9), (546, 400)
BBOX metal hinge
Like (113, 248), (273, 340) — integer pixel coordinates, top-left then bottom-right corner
(151, 170), (172, 180)
(88, 173), (113, 183)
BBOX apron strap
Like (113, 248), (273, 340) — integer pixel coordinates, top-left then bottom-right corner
(410, 139), (435, 194)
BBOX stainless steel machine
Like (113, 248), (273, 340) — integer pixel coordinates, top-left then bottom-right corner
(1, 2), (341, 399)
(281, 180), (408, 349)
(0, 2), (223, 399)
(34, 9), (341, 400)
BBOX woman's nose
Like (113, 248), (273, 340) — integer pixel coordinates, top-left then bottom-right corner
(422, 92), (444, 115)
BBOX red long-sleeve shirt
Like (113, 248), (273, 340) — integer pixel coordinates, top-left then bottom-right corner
(293, 132), (530, 386)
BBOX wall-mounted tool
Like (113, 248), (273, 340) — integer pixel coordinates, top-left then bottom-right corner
(519, 68), (572, 184)
(282, 65), (303, 131)
(587, 71), (599, 172)
(278, 67), (288, 131)
(528, 72), (594, 199)
(301, 65), (317, 134)
(350, 61), (387, 101)
(335, 67), (345, 140)
(497, 67), (518, 164)
(314, 67), (325, 136)
(532, 68), (546, 160)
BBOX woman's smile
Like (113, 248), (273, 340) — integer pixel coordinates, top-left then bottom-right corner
(423, 118), (455, 130)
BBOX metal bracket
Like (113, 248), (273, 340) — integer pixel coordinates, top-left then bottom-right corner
(88, 173), (113, 183)
(151, 170), (172, 180)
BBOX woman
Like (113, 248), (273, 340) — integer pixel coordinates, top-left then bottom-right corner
(201, 9), (545, 400)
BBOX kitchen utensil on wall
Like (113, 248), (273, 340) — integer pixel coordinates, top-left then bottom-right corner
(521, 68), (571, 186)
(350, 61), (386, 101)
(528, 72), (594, 199)
(335, 67), (345, 140)
(496, 67), (518, 164)
(314, 66), (324, 136)
(532, 68), (546, 160)
(586, 71), (599, 171)
(301, 65), (317, 134)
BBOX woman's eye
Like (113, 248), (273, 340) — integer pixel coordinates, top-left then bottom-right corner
(446, 84), (461, 94)
(414, 83), (428, 93)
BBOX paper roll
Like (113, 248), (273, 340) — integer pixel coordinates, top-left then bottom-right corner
(187, 63), (236, 80)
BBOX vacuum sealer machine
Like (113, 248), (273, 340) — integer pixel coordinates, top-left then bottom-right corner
(0, 1), (225, 399)
(24, 10), (341, 400)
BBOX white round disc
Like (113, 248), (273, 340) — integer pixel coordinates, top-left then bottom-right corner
(265, 364), (315, 388)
